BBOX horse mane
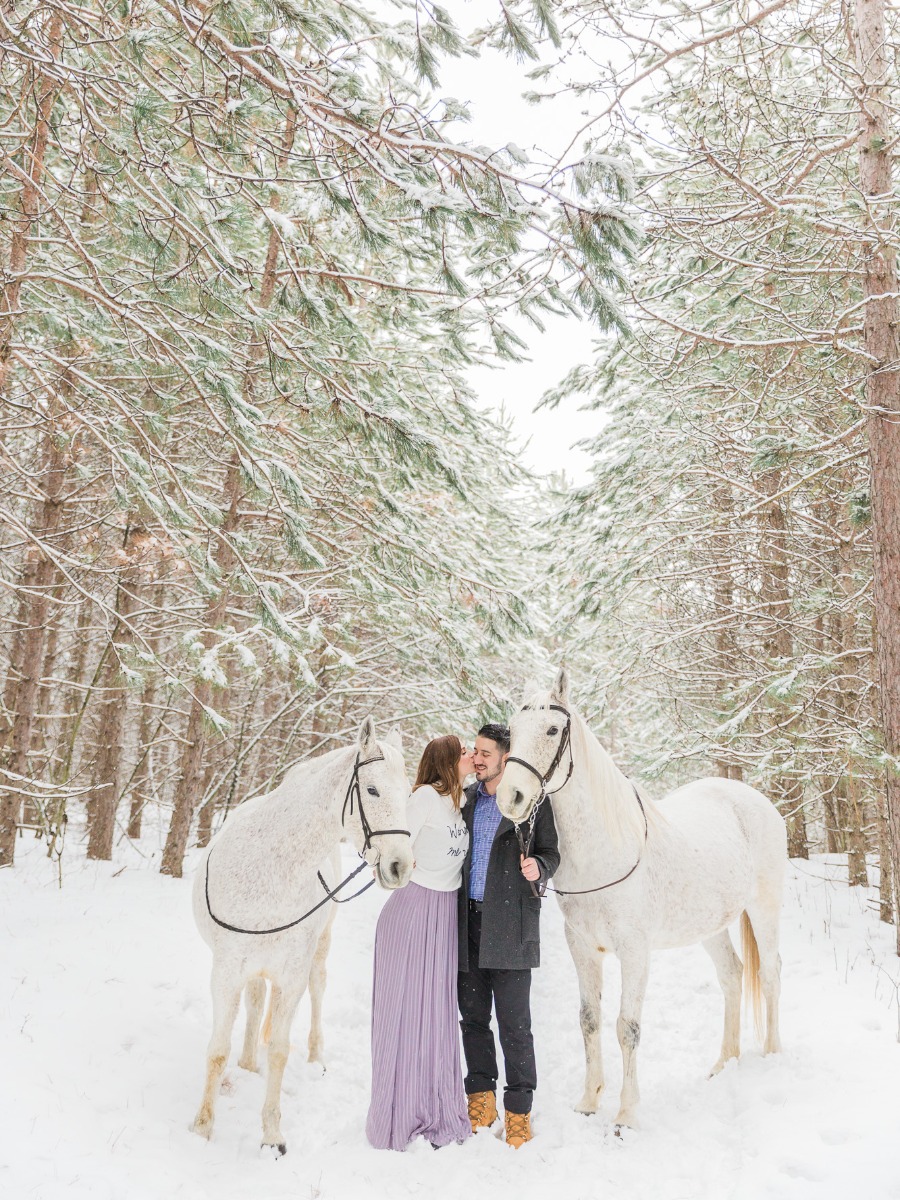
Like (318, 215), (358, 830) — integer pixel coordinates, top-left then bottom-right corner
(569, 710), (650, 848)
(520, 686), (651, 850)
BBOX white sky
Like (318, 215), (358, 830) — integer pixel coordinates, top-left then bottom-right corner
(434, 8), (608, 484)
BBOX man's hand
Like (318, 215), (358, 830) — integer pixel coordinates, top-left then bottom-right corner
(520, 855), (540, 883)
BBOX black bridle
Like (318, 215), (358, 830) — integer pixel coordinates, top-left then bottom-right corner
(508, 704), (648, 899)
(506, 702), (574, 800)
(204, 751), (410, 936)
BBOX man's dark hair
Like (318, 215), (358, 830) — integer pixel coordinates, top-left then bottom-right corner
(477, 722), (510, 754)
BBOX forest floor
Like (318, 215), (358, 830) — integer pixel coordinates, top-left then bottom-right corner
(2, 828), (899, 1200)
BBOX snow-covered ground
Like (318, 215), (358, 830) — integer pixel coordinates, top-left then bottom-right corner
(3, 832), (899, 1200)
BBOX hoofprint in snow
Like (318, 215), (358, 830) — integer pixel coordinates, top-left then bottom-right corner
(2, 832), (898, 1200)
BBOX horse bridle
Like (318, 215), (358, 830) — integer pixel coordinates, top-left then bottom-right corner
(204, 751), (410, 935)
(506, 702), (574, 800)
(508, 703), (648, 900)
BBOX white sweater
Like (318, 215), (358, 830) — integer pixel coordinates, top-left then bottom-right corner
(406, 785), (469, 891)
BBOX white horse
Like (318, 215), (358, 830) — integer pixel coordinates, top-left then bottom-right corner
(496, 667), (786, 1129)
(190, 717), (413, 1153)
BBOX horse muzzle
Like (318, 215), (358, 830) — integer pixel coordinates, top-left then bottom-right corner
(496, 779), (539, 823)
(375, 844), (414, 890)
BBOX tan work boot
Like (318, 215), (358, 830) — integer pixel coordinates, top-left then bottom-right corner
(504, 1111), (533, 1148)
(466, 1090), (498, 1132)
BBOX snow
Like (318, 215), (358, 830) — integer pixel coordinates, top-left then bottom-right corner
(2, 835), (899, 1200)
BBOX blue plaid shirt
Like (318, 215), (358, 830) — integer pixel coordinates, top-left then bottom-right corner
(468, 782), (504, 901)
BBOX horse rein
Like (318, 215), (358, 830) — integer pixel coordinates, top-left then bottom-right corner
(509, 704), (648, 900)
(204, 751), (410, 936)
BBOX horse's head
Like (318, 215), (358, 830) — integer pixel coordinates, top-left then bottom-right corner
(348, 717), (415, 890)
(496, 666), (572, 824)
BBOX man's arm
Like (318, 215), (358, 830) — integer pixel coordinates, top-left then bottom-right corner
(530, 799), (560, 885)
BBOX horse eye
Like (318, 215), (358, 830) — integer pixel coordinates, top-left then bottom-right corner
(547, 726), (559, 736)
(367, 786), (379, 797)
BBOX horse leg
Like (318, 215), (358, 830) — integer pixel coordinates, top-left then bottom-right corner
(565, 921), (606, 1113)
(745, 902), (782, 1055)
(307, 916), (334, 1066)
(261, 982), (305, 1154)
(191, 961), (242, 1139)
(237, 975), (267, 1073)
(703, 929), (742, 1075)
(614, 947), (649, 1129)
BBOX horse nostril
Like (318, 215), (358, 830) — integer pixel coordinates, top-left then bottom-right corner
(513, 789), (524, 809)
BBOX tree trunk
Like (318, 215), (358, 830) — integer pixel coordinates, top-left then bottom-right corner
(160, 105), (296, 877)
(855, 0), (900, 948)
(712, 485), (743, 779)
(758, 469), (807, 857)
(86, 530), (144, 860)
(0, 10), (62, 394)
(0, 429), (68, 865)
(0, 11), (65, 867)
(127, 582), (166, 840)
(876, 785), (896, 923)
(160, 461), (241, 877)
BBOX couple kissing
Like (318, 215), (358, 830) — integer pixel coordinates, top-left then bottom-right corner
(366, 723), (560, 1152)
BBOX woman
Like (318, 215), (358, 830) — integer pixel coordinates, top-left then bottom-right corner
(366, 735), (473, 1151)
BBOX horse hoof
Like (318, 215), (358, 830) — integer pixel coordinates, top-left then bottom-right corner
(237, 1057), (259, 1074)
(191, 1120), (212, 1140)
(261, 1141), (287, 1157)
(574, 1105), (598, 1116)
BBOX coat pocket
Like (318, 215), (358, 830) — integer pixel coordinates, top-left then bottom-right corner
(521, 896), (542, 944)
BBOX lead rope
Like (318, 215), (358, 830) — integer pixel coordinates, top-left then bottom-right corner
(515, 786), (648, 901)
(204, 751), (409, 935)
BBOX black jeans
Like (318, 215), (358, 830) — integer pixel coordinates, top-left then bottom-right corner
(457, 905), (536, 1114)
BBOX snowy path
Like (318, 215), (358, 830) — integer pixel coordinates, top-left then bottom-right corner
(2, 836), (899, 1200)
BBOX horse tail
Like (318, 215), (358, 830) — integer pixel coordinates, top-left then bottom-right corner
(741, 911), (764, 1043)
(261, 987), (274, 1046)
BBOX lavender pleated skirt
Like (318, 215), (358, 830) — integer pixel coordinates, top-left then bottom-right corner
(366, 882), (471, 1151)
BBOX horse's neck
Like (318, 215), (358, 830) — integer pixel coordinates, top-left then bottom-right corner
(553, 719), (644, 878)
(271, 745), (355, 861)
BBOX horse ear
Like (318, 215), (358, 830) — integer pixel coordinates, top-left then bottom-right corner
(520, 677), (538, 704)
(552, 664), (570, 706)
(384, 726), (403, 752)
(357, 716), (378, 756)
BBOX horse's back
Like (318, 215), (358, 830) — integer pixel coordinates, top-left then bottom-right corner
(659, 776), (787, 883)
(638, 778), (786, 946)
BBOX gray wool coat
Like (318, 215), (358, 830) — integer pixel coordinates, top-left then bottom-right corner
(457, 781), (560, 972)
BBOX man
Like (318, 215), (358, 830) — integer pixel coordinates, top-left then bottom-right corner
(457, 721), (559, 1148)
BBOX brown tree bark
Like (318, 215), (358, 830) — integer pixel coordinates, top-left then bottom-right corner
(0, 428), (68, 865)
(855, 0), (900, 946)
(126, 582), (166, 839)
(160, 460), (241, 877)
(86, 528), (145, 860)
(758, 469), (808, 857)
(0, 10), (65, 866)
(160, 103), (297, 878)
(0, 9), (62, 395)
(712, 484), (743, 780)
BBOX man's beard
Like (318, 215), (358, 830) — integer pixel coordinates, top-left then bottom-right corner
(478, 764), (503, 784)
